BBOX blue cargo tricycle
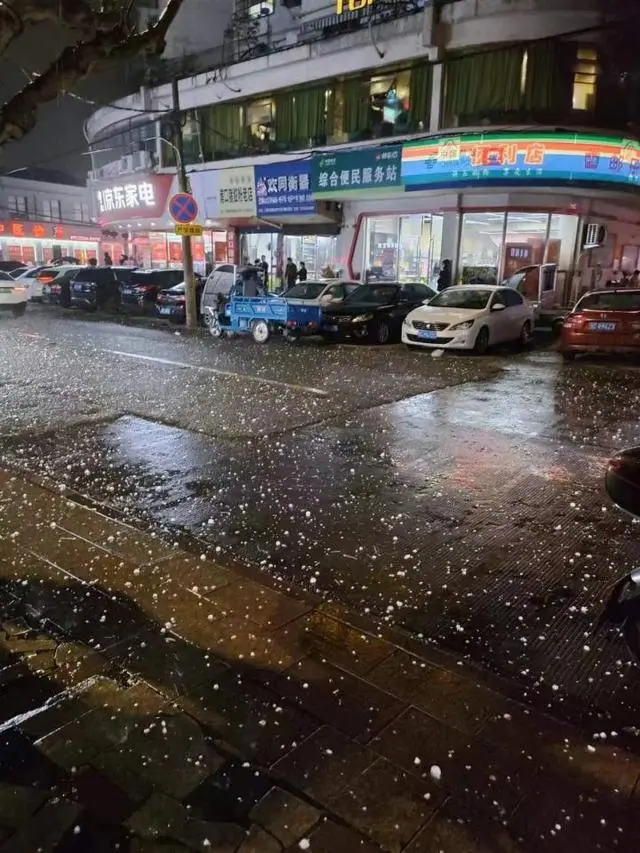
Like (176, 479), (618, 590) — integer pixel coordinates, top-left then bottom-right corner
(205, 295), (322, 344)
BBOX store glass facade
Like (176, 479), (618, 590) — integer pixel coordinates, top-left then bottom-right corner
(240, 232), (339, 283)
(363, 214), (444, 284)
(458, 211), (579, 284)
(361, 210), (579, 288)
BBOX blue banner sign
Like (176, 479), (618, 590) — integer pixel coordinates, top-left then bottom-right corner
(255, 160), (315, 216)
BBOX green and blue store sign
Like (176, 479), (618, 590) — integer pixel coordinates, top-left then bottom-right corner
(401, 131), (640, 191)
(311, 144), (404, 197)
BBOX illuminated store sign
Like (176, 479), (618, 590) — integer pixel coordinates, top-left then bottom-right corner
(402, 132), (640, 190)
(336, 0), (374, 12)
(97, 181), (156, 214)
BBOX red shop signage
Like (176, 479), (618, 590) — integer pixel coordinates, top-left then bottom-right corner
(0, 221), (99, 241)
(95, 174), (174, 225)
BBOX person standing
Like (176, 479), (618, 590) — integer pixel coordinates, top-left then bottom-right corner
(298, 261), (307, 282)
(103, 252), (113, 266)
(437, 259), (452, 292)
(260, 254), (269, 285)
(285, 257), (297, 288)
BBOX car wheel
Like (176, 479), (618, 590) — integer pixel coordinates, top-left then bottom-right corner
(371, 319), (391, 345)
(561, 351), (577, 362)
(473, 326), (490, 355)
(518, 320), (533, 349)
(11, 302), (26, 318)
(252, 319), (270, 344)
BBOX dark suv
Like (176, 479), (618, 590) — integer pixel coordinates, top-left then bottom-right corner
(121, 269), (185, 311)
(70, 267), (122, 310)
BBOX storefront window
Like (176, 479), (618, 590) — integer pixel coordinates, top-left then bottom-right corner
(370, 70), (411, 136)
(547, 214), (578, 270)
(503, 212), (549, 278)
(458, 212), (505, 283)
(365, 216), (400, 281)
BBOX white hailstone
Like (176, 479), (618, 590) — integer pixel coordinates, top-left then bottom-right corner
(430, 765), (442, 781)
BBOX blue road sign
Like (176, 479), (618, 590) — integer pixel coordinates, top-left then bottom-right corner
(169, 192), (198, 224)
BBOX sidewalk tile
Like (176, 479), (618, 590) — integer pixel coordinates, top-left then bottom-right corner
(201, 613), (305, 671)
(250, 786), (320, 848)
(482, 704), (640, 795)
(102, 713), (224, 799)
(509, 771), (639, 852)
(371, 708), (536, 819)
(106, 628), (228, 696)
(127, 792), (245, 851)
(56, 505), (169, 563)
(185, 761), (272, 824)
(54, 642), (111, 685)
(37, 706), (136, 770)
(0, 797), (81, 853)
(65, 766), (136, 824)
(403, 815), (525, 853)
(204, 579), (311, 629)
(329, 757), (442, 853)
(266, 658), (406, 743)
(272, 726), (375, 803)
(0, 729), (65, 789)
(0, 783), (47, 828)
(367, 651), (504, 735)
(276, 611), (393, 677)
(0, 674), (60, 727)
(300, 819), (384, 852)
(148, 553), (234, 595)
(237, 825), (282, 853)
(181, 670), (319, 766)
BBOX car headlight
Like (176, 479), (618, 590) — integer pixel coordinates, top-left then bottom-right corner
(351, 313), (373, 323)
(449, 320), (474, 331)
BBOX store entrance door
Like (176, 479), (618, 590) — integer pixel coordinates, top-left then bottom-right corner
(364, 214), (443, 286)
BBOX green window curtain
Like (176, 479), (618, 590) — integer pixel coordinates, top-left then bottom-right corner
(275, 92), (295, 143)
(342, 76), (370, 135)
(444, 46), (524, 121)
(201, 104), (245, 157)
(293, 86), (326, 143)
(523, 40), (574, 115)
(409, 62), (432, 129)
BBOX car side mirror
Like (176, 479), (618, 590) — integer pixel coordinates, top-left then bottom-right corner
(606, 450), (640, 517)
(491, 303), (506, 311)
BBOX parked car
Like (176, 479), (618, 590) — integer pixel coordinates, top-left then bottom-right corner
(70, 267), (122, 310)
(121, 269), (184, 310)
(156, 280), (204, 323)
(322, 282), (435, 344)
(0, 271), (28, 317)
(40, 265), (82, 305)
(200, 265), (262, 320)
(11, 265), (50, 300)
(402, 285), (534, 354)
(0, 260), (28, 275)
(283, 279), (360, 307)
(560, 289), (640, 361)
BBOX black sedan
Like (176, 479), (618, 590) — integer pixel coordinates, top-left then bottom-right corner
(322, 282), (435, 344)
(121, 269), (185, 311)
(156, 279), (204, 324)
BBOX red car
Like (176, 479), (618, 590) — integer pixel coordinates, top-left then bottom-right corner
(560, 289), (640, 361)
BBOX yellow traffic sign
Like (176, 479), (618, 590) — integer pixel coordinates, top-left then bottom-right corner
(175, 223), (203, 237)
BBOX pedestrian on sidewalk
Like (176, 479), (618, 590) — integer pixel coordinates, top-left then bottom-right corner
(285, 257), (298, 289)
(298, 261), (307, 282)
(437, 259), (452, 291)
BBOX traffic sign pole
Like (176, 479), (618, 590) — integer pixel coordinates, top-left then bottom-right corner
(171, 79), (197, 331)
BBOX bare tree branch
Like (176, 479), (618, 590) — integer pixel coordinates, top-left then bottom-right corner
(0, 0), (185, 146)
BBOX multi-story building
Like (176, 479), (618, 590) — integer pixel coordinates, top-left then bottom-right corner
(0, 169), (100, 265)
(87, 0), (638, 294)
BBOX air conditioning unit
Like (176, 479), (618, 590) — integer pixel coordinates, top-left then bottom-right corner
(582, 222), (607, 249)
(119, 154), (135, 174)
(131, 150), (152, 171)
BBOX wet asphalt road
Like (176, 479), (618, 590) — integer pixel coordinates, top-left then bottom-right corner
(4, 307), (640, 730)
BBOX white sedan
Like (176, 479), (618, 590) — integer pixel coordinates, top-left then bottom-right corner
(402, 285), (534, 354)
(0, 271), (28, 317)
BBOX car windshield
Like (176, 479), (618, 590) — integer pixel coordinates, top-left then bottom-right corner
(166, 283), (185, 293)
(284, 283), (326, 300)
(0, 271), (14, 281)
(577, 291), (640, 311)
(429, 289), (493, 309)
(346, 285), (399, 305)
(74, 268), (114, 283)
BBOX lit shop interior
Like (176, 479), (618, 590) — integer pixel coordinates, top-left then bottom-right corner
(361, 212), (579, 286)
(240, 232), (340, 281)
(101, 230), (229, 275)
(0, 233), (99, 266)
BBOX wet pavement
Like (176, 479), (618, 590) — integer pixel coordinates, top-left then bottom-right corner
(3, 310), (640, 735)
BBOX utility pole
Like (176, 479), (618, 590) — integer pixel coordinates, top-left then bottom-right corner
(171, 78), (198, 331)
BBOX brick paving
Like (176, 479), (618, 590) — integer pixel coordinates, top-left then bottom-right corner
(0, 470), (639, 852)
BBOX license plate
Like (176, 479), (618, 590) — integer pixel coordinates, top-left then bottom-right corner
(73, 283), (83, 293)
(327, 324), (338, 332)
(589, 322), (616, 332)
(122, 289), (133, 296)
(159, 306), (172, 315)
(417, 329), (437, 340)
(0, 287), (12, 294)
